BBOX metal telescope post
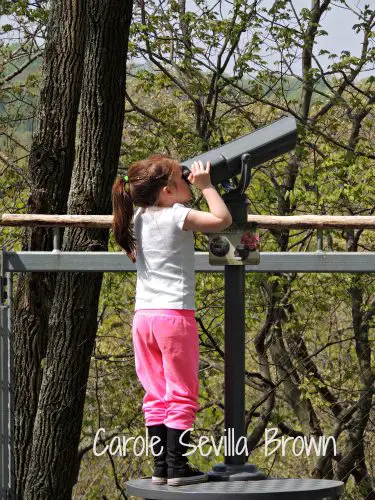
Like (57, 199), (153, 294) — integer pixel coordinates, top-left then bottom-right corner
(208, 154), (265, 481)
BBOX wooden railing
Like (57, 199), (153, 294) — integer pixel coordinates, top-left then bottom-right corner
(1, 213), (375, 229)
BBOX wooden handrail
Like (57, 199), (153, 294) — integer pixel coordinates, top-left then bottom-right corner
(2, 213), (375, 229)
(0, 214), (112, 228)
(246, 215), (375, 230)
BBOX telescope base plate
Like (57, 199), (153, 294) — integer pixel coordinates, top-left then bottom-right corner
(126, 477), (344, 499)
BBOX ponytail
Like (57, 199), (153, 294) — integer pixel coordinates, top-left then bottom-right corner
(112, 154), (180, 260)
(112, 177), (136, 257)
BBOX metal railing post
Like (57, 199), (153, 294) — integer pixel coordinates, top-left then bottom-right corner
(52, 227), (61, 252)
(0, 247), (14, 499)
(7, 272), (14, 498)
(1, 290), (10, 497)
(317, 228), (324, 252)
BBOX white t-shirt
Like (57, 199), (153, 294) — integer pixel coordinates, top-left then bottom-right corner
(133, 203), (195, 311)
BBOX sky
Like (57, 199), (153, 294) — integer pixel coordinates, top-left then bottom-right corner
(294, 0), (373, 73)
(184, 0), (374, 76)
(1, 1), (373, 77)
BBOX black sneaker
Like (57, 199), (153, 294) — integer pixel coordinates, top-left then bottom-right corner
(166, 427), (208, 486)
(147, 424), (168, 485)
(167, 463), (208, 486)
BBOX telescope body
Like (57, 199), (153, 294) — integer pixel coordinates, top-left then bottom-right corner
(181, 116), (297, 186)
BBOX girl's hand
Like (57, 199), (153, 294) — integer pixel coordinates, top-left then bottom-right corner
(187, 160), (212, 191)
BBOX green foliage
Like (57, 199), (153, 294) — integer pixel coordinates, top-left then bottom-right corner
(2, 1), (375, 497)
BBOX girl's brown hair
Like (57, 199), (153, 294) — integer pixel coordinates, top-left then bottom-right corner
(112, 154), (179, 254)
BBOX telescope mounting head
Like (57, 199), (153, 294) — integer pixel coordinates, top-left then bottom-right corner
(221, 154), (252, 225)
(221, 153), (251, 196)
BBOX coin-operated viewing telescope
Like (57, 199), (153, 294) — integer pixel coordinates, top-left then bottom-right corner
(182, 116), (297, 482)
(181, 115), (297, 266)
(181, 115), (297, 186)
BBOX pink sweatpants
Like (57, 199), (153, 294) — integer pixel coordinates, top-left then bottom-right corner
(132, 309), (200, 430)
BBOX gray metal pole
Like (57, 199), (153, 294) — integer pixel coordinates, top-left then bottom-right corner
(52, 227), (61, 252)
(1, 303), (10, 498)
(222, 164), (249, 468)
(7, 273), (14, 497)
(224, 265), (245, 465)
(317, 229), (323, 252)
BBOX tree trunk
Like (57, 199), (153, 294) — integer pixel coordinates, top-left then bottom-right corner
(23, 0), (133, 497)
(13, 1), (86, 496)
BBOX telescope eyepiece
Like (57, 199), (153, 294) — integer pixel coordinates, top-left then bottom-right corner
(181, 166), (192, 185)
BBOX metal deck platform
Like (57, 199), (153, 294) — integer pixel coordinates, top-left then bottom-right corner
(126, 478), (344, 499)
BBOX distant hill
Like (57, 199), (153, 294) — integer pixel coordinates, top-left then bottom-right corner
(2, 50), (368, 140)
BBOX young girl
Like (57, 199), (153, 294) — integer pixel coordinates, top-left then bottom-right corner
(112, 154), (232, 486)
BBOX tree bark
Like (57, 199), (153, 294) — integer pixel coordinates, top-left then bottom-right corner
(12, 1), (86, 496)
(23, 0), (133, 497)
(336, 279), (375, 495)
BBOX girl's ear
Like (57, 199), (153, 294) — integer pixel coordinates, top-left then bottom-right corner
(162, 185), (173, 195)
